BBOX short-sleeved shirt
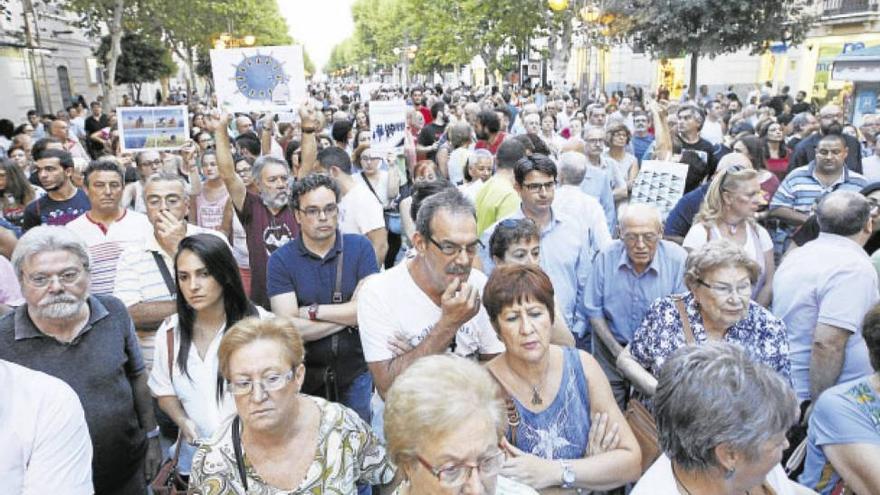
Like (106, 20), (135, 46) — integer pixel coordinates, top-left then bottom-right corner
(632, 134), (655, 164)
(357, 261), (504, 363)
(66, 209), (152, 295)
(0, 359), (93, 495)
(189, 396), (395, 495)
(475, 131), (507, 155)
(475, 175), (521, 236)
(267, 232), (379, 305)
(664, 183), (709, 238)
(339, 183), (386, 236)
(682, 221), (773, 298)
(631, 293), (791, 381)
(554, 184), (614, 238)
(770, 163), (867, 228)
(799, 376), (880, 494)
(586, 240), (688, 344)
(634, 455), (801, 495)
(578, 165), (617, 233)
(772, 233), (879, 401)
(21, 188), (91, 232)
(0, 295), (147, 494)
(235, 191), (299, 307)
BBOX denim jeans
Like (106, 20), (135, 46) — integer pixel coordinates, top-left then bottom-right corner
(341, 371), (373, 424)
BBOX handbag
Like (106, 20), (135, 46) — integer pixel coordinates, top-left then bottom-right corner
(624, 296), (695, 474)
(150, 331), (188, 494)
(362, 173), (402, 235)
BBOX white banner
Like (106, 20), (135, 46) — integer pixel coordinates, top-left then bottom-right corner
(359, 82), (381, 102)
(629, 160), (689, 218)
(118, 106), (189, 153)
(368, 100), (408, 153)
(210, 45), (307, 113)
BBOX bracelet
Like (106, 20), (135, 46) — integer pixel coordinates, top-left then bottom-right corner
(146, 426), (161, 439)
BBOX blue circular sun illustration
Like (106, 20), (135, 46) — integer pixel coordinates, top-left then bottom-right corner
(232, 52), (289, 101)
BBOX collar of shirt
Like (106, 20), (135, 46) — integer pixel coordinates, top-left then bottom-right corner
(147, 223), (203, 258)
(512, 207), (562, 235)
(14, 295), (109, 342)
(615, 242), (660, 276)
(807, 161), (849, 187)
(295, 230), (343, 262)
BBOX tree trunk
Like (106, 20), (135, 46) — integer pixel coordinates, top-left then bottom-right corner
(103, 0), (126, 109)
(688, 51), (699, 100)
(548, 13), (573, 88)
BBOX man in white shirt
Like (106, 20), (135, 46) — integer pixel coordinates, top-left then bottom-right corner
(700, 100), (725, 146)
(357, 188), (504, 398)
(0, 359), (93, 495)
(318, 146), (388, 266)
(66, 160), (151, 295)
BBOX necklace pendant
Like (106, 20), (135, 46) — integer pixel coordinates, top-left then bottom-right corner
(531, 389), (542, 406)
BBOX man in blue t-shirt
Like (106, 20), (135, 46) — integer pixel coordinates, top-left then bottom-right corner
(21, 148), (90, 232)
(267, 174), (379, 423)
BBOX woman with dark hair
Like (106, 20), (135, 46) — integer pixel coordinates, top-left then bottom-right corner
(759, 121), (789, 182)
(0, 159), (39, 231)
(148, 233), (270, 474)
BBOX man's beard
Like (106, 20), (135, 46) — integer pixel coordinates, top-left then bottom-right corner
(476, 129), (489, 140)
(821, 121), (843, 136)
(261, 189), (289, 210)
(34, 294), (85, 320)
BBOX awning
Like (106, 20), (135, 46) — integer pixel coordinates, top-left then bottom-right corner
(832, 45), (880, 82)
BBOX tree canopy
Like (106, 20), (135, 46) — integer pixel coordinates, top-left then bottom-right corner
(95, 31), (176, 101)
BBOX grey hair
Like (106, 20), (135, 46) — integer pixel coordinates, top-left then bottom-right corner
(558, 151), (588, 185)
(684, 239), (759, 290)
(817, 190), (870, 237)
(143, 171), (187, 199)
(251, 155), (288, 185)
(384, 354), (505, 466)
(655, 342), (797, 473)
(790, 112), (813, 133)
(415, 187), (476, 240)
(448, 122), (473, 149)
(11, 226), (90, 280)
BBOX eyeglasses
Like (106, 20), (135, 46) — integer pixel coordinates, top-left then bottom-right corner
(299, 204), (338, 219)
(416, 449), (506, 488)
(696, 279), (752, 299)
(228, 370), (295, 396)
(146, 194), (184, 208)
(621, 232), (659, 245)
(523, 180), (556, 193)
(140, 159), (162, 168)
(427, 236), (483, 257)
(26, 268), (83, 288)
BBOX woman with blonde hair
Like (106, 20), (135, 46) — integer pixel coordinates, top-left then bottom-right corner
(682, 166), (775, 306)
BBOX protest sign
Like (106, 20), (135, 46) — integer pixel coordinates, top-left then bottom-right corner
(210, 45), (307, 113)
(369, 100), (408, 153)
(118, 106), (189, 153)
(359, 82), (381, 102)
(629, 160), (689, 218)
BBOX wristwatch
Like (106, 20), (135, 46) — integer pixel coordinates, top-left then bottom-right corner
(308, 303), (319, 321)
(146, 426), (161, 440)
(560, 460), (576, 489)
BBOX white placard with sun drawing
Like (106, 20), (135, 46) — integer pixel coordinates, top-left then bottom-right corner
(210, 45), (307, 114)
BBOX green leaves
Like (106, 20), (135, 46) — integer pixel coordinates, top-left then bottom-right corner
(95, 32), (176, 85)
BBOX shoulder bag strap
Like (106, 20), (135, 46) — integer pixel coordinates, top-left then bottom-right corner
(151, 251), (176, 296)
(361, 173), (383, 204)
(166, 327), (174, 384)
(232, 416), (249, 491)
(485, 365), (521, 446)
(673, 296), (696, 345)
(332, 233), (344, 303)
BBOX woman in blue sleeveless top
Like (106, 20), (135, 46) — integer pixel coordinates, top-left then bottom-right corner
(483, 264), (642, 492)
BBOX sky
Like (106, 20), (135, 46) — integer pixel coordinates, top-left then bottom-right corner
(279, 0), (357, 74)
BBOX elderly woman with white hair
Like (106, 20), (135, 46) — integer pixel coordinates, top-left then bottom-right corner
(459, 149), (494, 202)
(632, 342), (815, 495)
(618, 239), (791, 396)
(384, 354), (538, 494)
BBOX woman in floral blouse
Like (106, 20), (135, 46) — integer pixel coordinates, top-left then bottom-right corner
(618, 240), (791, 396)
(189, 317), (396, 494)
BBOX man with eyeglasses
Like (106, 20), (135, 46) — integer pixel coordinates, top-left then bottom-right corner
(268, 174), (378, 421)
(773, 191), (879, 410)
(585, 203), (687, 408)
(358, 188), (504, 399)
(113, 173), (227, 370)
(481, 154), (610, 346)
(770, 134), (867, 251)
(65, 160), (151, 296)
(0, 226), (162, 494)
(788, 104), (863, 174)
(121, 150), (164, 214)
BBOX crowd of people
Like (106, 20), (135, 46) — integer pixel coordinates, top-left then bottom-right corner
(1, 79), (879, 495)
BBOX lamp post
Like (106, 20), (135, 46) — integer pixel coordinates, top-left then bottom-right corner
(548, 0), (618, 99)
(392, 44), (418, 87)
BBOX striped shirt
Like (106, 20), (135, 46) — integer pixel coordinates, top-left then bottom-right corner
(112, 224), (227, 370)
(770, 162), (867, 215)
(66, 210), (151, 296)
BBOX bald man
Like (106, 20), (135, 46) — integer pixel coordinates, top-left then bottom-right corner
(664, 152), (753, 244)
(585, 203), (688, 407)
(788, 104), (863, 173)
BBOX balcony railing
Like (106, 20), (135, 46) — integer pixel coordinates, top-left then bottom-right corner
(823, 0), (878, 15)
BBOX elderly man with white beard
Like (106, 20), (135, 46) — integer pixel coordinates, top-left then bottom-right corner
(0, 226), (161, 495)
